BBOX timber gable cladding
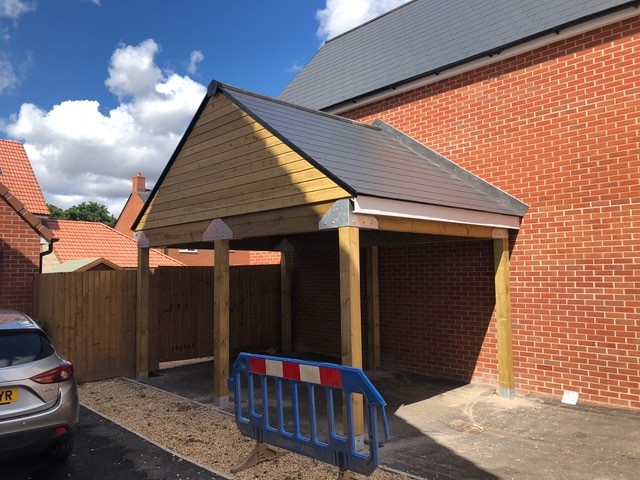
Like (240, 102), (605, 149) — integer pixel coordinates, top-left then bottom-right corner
(137, 92), (350, 235)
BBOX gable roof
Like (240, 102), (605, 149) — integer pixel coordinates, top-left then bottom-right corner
(0, 140), (49, 216)
(135, 81), (527, 233)
(218, 82), (527, 217)
(279, 0), (636, 110)
(0, 181), (54, 242)
(46, 219), (184, 268)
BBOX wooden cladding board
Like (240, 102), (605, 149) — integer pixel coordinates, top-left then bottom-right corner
(138, 93), (349, 231)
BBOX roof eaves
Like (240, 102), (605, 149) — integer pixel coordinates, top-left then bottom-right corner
(374, 119), (529, 217)
(0, 180), (55, 242)
(317, 0), (640, 111)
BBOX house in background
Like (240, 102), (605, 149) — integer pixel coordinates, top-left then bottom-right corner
(278, 0), (640, 410)
(116, 172), (280, 266)
(43, 219), (183, 271)
(0, 140), (54, 314)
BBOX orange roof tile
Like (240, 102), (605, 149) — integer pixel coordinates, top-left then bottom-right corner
(0, 140), (49, 216)
(0, 181), (54, 242)
(45, 219), (184, 268)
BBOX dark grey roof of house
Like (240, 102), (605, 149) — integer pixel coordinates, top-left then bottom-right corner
(138, 190), (151, 203)
(279, 0), (636, 110)
(217, 83), (527, 217)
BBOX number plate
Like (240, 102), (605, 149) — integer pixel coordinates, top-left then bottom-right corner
(0, 388), (18, 405)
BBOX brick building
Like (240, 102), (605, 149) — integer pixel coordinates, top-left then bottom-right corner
(278, 0), (640, 410)
(0, 140), (54, 314)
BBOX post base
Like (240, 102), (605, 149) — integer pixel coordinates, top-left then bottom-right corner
(136, 371), (148, 382)
(212, 394), (229, 409)
(499, 387), (515, 400)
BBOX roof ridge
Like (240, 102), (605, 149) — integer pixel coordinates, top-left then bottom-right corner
(214, 81), (381, 131)
(0, 139), (24, 145)
(325, 0), (419, 44)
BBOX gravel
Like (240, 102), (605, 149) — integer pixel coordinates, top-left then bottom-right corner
(79, 378), (412, 480)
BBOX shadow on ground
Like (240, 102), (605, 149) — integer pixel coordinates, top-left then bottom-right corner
(146, 357), (640, 480)
(146, 358), (497, 479)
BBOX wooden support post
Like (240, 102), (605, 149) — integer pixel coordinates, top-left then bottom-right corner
(136, 246), (150, 381)
(339, 226), (364, 436)
(494, 237), (515, 400)
(366, 246), (381, 371)
(280, 252), (292, 354)
(213, 239), (230, 408)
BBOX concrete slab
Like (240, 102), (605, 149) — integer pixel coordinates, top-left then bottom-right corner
(145, 359), (640, 480)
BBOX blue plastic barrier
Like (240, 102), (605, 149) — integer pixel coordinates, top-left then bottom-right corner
(228, 352), (390, 476)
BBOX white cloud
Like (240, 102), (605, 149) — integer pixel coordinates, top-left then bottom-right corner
(0, 57), (18, 93)
(316, 0), (410, 41)
(0, 0), (35, 92)
(4, 39), (207, 215)
(187, 50), (204, 75)
(286, 62), (303, 73)
(0, 0), (35, 20)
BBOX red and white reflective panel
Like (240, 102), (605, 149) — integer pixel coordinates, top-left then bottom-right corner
(249, 358), (342, 388)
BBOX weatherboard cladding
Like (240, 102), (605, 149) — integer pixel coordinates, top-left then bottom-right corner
(279, 0), (635, 110)
(221, 84), (525, 217)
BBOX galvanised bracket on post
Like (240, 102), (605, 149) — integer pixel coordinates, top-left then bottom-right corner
(319, 199), (379, 230)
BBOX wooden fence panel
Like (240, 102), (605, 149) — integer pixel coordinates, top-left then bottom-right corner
(33, 270), (137, 383)
(33, 265), (281, 382)
(152, 265), (281, 363)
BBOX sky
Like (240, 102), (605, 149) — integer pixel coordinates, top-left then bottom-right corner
(0, 0), (409, 216)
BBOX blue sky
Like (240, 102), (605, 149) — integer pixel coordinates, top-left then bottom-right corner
(0, 0), (408, 215)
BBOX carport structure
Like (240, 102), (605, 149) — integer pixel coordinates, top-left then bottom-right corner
(133, 81), (528, 418)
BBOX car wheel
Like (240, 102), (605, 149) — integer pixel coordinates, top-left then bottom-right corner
(49, 439), (73, 462)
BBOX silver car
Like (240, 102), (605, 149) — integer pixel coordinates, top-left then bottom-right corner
(0, 310), (79, 461)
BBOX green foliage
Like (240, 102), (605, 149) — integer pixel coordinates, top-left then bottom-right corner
(47, 203), (66, 219)
(47, 202), (117, 227)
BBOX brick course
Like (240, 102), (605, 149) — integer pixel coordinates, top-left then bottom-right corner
(292, 18), (640, 410)
(0, 197), (42, 314)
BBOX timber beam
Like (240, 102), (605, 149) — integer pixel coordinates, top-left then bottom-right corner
(136, 246), (150, 381)
(213, 239), (230, 408)
(338, 226), (365, 436)
(493, 236), (515, 399)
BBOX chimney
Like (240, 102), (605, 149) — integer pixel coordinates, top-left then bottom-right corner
(132, 172), (146, 193)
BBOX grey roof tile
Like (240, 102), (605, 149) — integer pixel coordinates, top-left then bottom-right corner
(219, 83), (527, 217)
(279, 0), (634, 109)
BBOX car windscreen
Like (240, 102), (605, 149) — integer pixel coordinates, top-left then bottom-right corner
(0, 331), (55, 367)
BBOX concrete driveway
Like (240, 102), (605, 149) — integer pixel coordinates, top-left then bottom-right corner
(1, 406), (226, 480)
(147, 359), (640, 480)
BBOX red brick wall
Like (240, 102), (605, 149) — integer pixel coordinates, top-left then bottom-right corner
(328, 17), (640, 410)
(0, 198), (42, 314)
(248, 251), (281, 265)
(291, 241), (495, 381)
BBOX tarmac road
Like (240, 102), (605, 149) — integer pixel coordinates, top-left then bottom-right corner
(1, 406), (226, 480)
